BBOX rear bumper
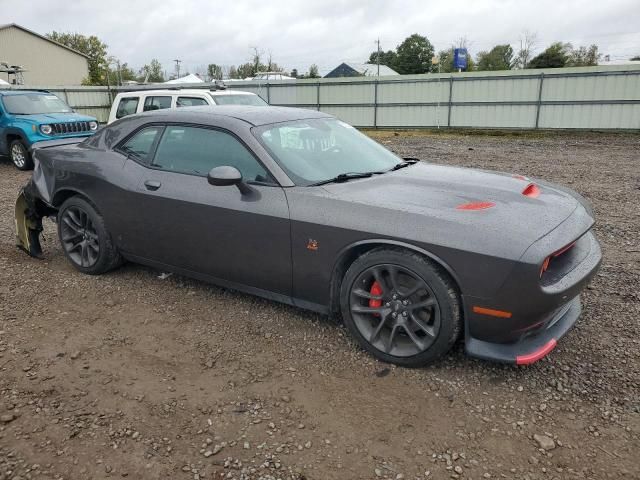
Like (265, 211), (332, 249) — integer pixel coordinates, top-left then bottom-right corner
(465, 296), (581, 364)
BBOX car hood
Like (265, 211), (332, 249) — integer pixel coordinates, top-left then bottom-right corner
(321, 162), (586, 253)
(17, 113), (96, 124)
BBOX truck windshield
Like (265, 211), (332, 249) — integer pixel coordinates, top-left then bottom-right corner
(2, 94), (73, 114)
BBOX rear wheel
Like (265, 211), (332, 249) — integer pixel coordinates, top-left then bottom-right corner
(57, 197), (122, 275)
(9, 140), (33, 170)
(340, 248), (461, 367)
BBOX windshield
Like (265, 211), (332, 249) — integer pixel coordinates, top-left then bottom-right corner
(213, 94), (268, 106)
(254, 118), (402, 185)
(2, 93), (73, 114)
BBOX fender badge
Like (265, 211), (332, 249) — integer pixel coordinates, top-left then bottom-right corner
(307, 239), (319, 251)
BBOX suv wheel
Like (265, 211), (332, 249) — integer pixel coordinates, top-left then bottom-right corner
(340, 248), (461, 367)
(9, 140), (34, 170)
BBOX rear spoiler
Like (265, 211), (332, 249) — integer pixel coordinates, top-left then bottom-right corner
(29, 137), (85, 152)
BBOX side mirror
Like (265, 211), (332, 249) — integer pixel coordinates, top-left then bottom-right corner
(207, 166), (252, 194)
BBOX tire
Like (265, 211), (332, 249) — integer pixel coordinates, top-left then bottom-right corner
(9, 140), (34, 170)
(57, 196), (122, 275)
(340, 248), (461, 367)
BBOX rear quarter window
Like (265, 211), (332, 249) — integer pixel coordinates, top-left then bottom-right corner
(116, 97), (139, 119)
(177, 96), (209, 107)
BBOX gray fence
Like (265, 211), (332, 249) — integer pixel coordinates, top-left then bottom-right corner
(4, 65), (640, 129)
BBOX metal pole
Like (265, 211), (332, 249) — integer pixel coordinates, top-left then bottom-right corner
(447, 76), (454, 127)
(266, 81), (271, 104)
(373, 79), (378, 128)
(376, 38), (381, 77)
(316, 81), (320, 111)
(535, 72), (545, 129)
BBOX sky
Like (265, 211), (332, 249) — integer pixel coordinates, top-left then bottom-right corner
(3, 0), (640, 76)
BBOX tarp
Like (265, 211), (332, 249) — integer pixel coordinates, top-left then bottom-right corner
(164, 73), (204, 84)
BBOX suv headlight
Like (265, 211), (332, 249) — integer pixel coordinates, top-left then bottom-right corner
(40, 124), (53, 135)
(89, 121), (98, 131)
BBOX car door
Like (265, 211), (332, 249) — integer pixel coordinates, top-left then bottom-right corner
(119, 124), (292, 298)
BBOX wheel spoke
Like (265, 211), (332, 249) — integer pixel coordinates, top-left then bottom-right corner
(370, 313), (389, 343)
(351, 305), (386, 315)
(371, 267), (388, 294)
(402, 325), (426, 351)
(407, 298), (436, 310)
(81, 242), (89, 266)
(385, 324), (400, 353)
(410, 312), (436, 338)
(62, 216), (82, 234)
(352, 288), (383, 301)
(401, 280), (423, 298)
(66, 210), (83, 230)
(61, 231), (82, 242)
(387, 266), (401, 292)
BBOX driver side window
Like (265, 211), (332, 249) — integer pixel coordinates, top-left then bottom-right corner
(151, 126), (274, 184)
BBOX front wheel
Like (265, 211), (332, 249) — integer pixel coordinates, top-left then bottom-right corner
(57, 196), (122, 275)
(340, 248), (461, 367)
(9, 140), (34, 170)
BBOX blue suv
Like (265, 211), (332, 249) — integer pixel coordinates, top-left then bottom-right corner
(0, 90), (98, 170)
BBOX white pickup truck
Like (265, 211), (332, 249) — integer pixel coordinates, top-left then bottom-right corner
(107, 88), (267, 124)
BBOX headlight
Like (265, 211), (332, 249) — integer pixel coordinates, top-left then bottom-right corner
(89, 121), (98, 131)
(40, 124), (53, 135)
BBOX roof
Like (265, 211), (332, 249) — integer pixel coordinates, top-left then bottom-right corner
(0, 24), (90, 59)
(324, 62), (399, 77)
(164, 73), (204, 84)
(113, 88), (258, 97)
(0, 89), (51, 96)
(136, 105), (331, 127)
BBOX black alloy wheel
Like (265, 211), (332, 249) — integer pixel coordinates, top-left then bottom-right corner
(349, 264), (441, 357)
(60, 205), (100, 268)
(341, 248), (461, 367)
(57, 196), (122, 275)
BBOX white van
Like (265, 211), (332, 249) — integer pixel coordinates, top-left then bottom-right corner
(107, 88), (267, 124)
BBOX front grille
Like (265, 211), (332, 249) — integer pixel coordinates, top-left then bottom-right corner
(51, 121), (91, 135)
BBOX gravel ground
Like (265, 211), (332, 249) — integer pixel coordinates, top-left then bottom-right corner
(0, 131), (639, 480)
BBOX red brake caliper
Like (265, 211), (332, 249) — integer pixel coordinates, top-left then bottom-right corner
(369, 281), (383, 309)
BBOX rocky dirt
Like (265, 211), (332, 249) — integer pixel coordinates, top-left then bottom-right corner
(0, 131), (638, 480)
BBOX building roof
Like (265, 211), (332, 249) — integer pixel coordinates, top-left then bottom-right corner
(0, 23), (90, 59)
(324, 62), (399, 77)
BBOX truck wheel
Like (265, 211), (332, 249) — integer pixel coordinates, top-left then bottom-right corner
(9, 140), (34, 170)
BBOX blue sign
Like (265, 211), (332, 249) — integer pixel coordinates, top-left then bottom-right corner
(454, 48), (468, 70)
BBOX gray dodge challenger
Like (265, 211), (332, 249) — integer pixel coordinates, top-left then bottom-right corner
(15, 106), (602, 367)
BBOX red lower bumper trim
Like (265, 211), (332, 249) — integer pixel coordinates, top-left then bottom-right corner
(516, 338), (557, 365)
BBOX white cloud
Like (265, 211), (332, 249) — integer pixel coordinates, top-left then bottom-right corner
(6, 0), (640, 75)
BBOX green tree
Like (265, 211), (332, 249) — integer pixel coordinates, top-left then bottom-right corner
(107, 61), (137, 85)
(290, 68), (299, 78)
(46, 31), (108, 85)
(236, 62), (256, 79)
(139, 59), (164, 83)
(476, 44), (514, 71)
(207, 63), (223, 80)
(307, 64), (320, 78)
(393, 34), (435, 74)
(567, 44), (600, 66)
(527, 42), (571, 69)
(366, 50), (398, 69)
(632, 55), (640, 61)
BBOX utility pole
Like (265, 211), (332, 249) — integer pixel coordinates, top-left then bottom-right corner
(375, 38), (381, 76)
(173, 59), (182, 79)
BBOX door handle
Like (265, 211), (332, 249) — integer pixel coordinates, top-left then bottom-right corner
(144, 180), (161, 191)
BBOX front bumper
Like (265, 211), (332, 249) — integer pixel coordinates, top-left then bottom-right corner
(465, 296), (581, 364)
(463, 220), (602, 365)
